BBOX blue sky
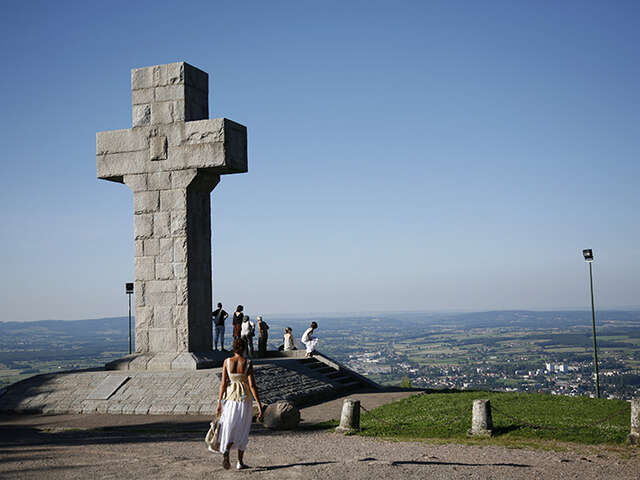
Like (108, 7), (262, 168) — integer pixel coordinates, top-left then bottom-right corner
(1, 1), (638, 321)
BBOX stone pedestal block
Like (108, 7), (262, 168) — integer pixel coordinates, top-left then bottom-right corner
(335, 398), (360, 433)
(468, 399), (493, 437)
(105, 352), (217, 371)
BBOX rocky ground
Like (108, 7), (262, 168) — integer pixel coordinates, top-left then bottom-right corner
(1, 392), (639, 479)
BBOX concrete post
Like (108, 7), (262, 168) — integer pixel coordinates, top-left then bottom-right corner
(468, 399), (493, 437)
(335, 398), (360, 434)
(629, 399), (640, 445)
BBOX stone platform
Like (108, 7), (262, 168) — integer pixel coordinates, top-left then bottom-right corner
(0, 352), (379, 416)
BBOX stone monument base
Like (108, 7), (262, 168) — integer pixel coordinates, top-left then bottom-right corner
(105, 351), (224, 371)
(0, 351), (380, 416)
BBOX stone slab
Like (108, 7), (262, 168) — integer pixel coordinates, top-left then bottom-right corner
(86, 375), (130, 400)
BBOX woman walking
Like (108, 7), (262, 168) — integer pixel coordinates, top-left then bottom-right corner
(216, 337), (264, 470)
(301, 321), (318, 357)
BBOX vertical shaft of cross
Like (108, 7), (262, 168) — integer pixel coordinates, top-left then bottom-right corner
(127, 169), (219, 358)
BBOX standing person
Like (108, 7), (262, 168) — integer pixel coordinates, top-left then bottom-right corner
(240, 315), (255, 358)
(283, 327), (296, 351)
(232, 306), (244, 342)
(301, 321), (318, 358)
(256, 316), (269, 357)
(216, 337), (265, 470)
(212, 302), (229, 351)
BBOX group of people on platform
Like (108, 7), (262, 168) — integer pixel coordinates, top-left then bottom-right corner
(211, 302), (320, 469)
(212, 303), (319, 358)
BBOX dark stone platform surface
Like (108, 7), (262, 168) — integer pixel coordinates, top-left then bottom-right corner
(0, 351), (379, 416)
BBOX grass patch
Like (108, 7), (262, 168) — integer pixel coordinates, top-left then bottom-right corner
(358, 391), (630, 446)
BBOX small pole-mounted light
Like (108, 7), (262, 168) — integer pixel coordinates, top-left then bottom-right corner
(581, 249), (599, 398)
(125, 283), (134, 354)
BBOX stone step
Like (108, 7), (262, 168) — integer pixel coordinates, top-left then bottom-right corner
(335, 375), (356, 384)
(335, 380), (361, 392)
(299, 357), (326, 366)
(316, 366), (336, 374)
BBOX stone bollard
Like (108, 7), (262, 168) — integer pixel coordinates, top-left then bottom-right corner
(629, 399), (640, 445)
(335, 398), (360, 434)
(468, 399), (493, 437)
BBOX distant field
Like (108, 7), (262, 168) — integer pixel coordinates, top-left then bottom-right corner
(543, 347), (586, 353)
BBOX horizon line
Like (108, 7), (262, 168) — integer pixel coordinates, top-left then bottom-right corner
(3, 305), (640, 323)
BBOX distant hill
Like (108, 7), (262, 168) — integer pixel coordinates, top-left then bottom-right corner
(0, 317), (132, 363)
(2, 309), (639, 338)
(0, 316), (132, 338)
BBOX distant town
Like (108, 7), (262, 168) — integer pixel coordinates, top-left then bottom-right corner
(346, 351), (639, 399)
(1, 310), (639, 400)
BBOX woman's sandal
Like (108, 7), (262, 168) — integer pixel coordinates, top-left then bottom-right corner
(222, 453), (231, 470)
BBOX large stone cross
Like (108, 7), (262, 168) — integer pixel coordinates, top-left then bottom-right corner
(96, 62), (247, 370)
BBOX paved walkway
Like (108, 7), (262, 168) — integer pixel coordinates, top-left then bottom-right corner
(1, 391), (639, 479)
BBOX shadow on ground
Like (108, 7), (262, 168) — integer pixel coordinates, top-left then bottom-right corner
(0, 418), (319, 450)
(390, 460), (530, 468)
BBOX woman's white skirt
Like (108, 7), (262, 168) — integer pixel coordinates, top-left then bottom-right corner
(302, 338), (318, 354)
(218, 398), (253, 451)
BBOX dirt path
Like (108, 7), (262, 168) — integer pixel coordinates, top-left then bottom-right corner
(1, 413), (639, 479)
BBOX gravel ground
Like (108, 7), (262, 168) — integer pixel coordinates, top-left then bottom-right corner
(1, 414), (639, 479)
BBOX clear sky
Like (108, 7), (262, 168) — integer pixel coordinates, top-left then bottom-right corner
(1, 0), (638, 321)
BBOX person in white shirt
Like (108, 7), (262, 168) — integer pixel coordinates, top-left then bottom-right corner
(283, 327), (296, 351)
(301, 322), (318, 357)
(240, 315), (255, 358)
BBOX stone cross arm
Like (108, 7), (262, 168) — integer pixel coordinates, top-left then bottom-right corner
(97, 118), (247, 182)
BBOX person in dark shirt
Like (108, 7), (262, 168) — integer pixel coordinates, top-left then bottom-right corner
(232, 305), (244, 342)
(212, 302), (229, 351)
(256, 316), (269, 357)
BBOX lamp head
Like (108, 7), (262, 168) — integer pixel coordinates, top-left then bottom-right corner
(582, 249), (594, 262)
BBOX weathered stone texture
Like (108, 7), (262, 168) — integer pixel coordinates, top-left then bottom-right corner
(133, 191), (159, 213)
(133, 214), (153, 240)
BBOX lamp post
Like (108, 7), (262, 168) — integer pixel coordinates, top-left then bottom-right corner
(582, 249), (600, 398)
(125, 282), (134, 355)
